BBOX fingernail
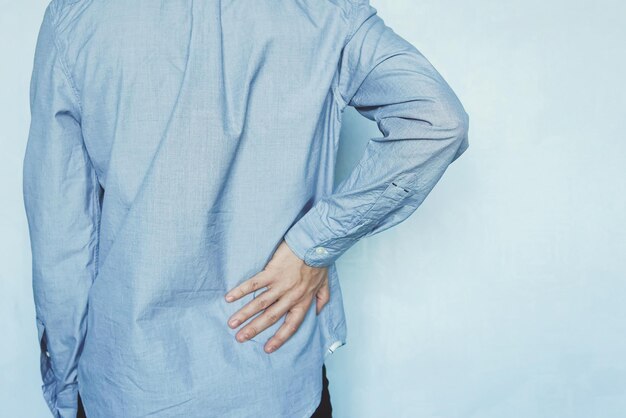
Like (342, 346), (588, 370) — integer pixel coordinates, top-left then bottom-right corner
(237, 333), (248, 342)
(229, 319), (240, 327)
(225, 295), (234, 302)
(266, 345), (276, 353)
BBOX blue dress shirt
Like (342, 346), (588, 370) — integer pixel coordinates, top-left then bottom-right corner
(23, 0), (469, 417)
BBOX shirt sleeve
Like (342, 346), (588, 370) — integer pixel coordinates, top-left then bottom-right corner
(283, 0), (470, 268)
(22, 4), (101, 417)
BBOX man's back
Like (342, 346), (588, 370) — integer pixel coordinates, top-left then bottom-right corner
(23, 0), (469, 416)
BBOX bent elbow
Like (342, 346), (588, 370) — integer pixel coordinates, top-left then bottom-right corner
(436, 95), (469, 159)
(448, 106), (469, 162)
(457, 108), (470, 140)
(442, 98), (469, 141)
(419, 89), (470, 145)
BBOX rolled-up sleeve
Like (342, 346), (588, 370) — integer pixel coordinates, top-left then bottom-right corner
(284, 0), (469, 268)
(22, 4), (101, 417)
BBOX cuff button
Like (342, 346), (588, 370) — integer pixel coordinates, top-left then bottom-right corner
(314, 247), (328, 255)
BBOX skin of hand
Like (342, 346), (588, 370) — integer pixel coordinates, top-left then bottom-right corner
(224, 240), (330, 354)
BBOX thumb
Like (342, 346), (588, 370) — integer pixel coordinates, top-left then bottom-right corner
(316, 276), (330, 315)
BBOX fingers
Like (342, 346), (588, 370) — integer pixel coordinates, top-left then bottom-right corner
(227, 287), (281, 330)
(234, 292), (301, 344)
(264, 302), (310, 353)
(316, 276), (330, 315)
(224, 240), (331, 353)
(224, 270), (271, 302)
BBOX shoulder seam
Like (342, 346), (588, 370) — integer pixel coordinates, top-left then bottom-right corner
(47, 0), (83, 115)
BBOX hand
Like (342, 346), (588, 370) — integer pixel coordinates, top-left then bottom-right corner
(224, 240), (330, 353)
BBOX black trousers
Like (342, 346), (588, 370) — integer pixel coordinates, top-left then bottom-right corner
(76, 364), (332, 418)
(311, 364), (333, 417)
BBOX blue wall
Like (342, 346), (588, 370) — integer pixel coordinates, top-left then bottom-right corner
(2, 1), (625, 417)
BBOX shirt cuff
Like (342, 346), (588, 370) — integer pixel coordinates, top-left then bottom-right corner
(283, 204), (358, 268)
(55, 383), (79, 418)
(42, 380), (78, 418)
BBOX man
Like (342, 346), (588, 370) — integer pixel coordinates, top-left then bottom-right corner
(23, 0), (469, 417)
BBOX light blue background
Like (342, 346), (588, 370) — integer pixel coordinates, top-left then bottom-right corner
(2, 1), (625, 417)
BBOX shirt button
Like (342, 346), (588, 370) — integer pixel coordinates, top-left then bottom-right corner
(314, 247), (328, 255)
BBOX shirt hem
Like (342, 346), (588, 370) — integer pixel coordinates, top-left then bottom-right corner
(300, 388), (324, 418)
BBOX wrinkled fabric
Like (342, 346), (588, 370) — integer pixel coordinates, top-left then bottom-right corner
(22, 0), (469, 417)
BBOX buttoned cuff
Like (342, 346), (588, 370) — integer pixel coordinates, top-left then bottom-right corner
(283, 204), (359, 268)
(55, 384), (79, 418)
(42, 380), (78, 418)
